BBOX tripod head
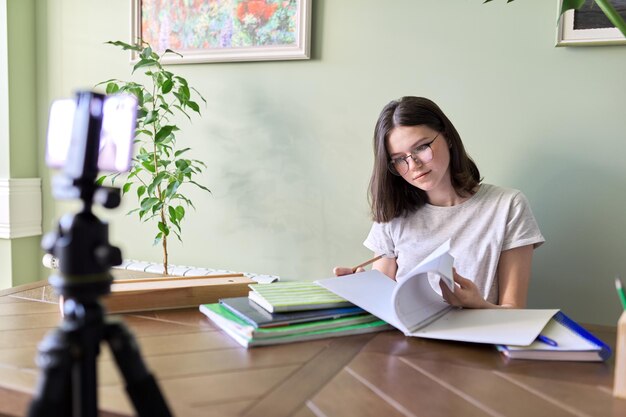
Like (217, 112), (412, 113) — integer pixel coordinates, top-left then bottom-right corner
(42, 90), (137, 300)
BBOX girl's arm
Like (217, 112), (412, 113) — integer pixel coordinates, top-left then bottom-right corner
(440, 244), (534, 309)
(333, 253), (398, 279)
(494, 244), (533, 308)
(373, 256), (397, 280)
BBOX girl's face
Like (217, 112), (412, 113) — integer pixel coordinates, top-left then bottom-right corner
(386, 124), (454, 200)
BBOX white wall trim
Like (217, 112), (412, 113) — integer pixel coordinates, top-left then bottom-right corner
(0, 178), (42, 239)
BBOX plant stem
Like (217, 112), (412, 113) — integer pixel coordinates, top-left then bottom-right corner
(594, 0), (626, 38)
(161, 207), (169, 275)
(150, 81), (169, 275)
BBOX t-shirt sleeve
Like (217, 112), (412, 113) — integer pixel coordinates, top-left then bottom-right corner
(502, 191), (545, 251)
(363, 222), (396, 257)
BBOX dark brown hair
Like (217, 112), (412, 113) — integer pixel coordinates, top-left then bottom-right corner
(369, 96), (481, 222)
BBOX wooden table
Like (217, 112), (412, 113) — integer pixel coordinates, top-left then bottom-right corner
(1, 285), (625, 417)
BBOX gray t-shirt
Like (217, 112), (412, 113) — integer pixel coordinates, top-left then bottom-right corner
(364, 184), (545, 304)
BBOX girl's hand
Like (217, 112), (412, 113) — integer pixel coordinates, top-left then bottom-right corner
(439, 268), (490, 309)
(333, 266), (364, 276)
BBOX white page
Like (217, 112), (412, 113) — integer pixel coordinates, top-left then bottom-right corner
(315, 271), (406, 331)
(412, 308), (559, 346)
(398, 239), (454, 289)
(392, 240), (454, 331)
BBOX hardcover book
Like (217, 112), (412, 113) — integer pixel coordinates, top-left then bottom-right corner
(247, 281), (354, 313)
(496, 311), (611, 361)
(199, 303), (392, 348)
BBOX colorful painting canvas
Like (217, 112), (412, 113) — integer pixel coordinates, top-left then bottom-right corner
(132, 0), (311, 63)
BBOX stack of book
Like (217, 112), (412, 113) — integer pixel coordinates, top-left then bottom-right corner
(199, 281), (393, 348)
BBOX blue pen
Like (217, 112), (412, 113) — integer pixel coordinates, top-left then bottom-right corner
(537, 334), (558, 347)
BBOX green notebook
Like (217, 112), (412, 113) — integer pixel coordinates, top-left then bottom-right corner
(200, 303), (392, 348)
(248, 281), (354, 313)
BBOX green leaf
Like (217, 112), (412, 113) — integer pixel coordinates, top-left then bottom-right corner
(175, 159), (190, 171)
(137, 185), (146, 199)
(175, 148), (191, 157)
(140, 197), (159, 211)
(162, 79), (174, 94)
(141, 161), (156, 173)
(96, 175), (107, 186)
(153, 200), (164, 212)
(135, 129), (152, 137)
(133, 58), (157, 73)
(147, 171), (168, 196)
(174, 76), (188, 87)
(168, 206), (177, 221)
(190, 180), (211, 193)
(192, 159), (207, 168)
(191, 87), (207, 104)
(105, 82), (120, 94)
(165, 181), (180, 198)
(144, 110), (157, 125)
(163, 48), (184, 58)
(106, 40), (142, 51)
(153, 232), (163, 245)
(187, 100), (200, 113)
(175, 205), (185, 220)
(155, 125), (177, 143)
(181, 85), (191, 100)
(560, 0), (585, 16)
(158, 221), (170, 236)
(141, 46), (153, 59)
(172, 104), (191, 120)
(122, 182), (132, 195)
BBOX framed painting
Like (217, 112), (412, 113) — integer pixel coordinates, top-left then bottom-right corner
(131, 0), (311, 64)
(557, 0), (626, 46)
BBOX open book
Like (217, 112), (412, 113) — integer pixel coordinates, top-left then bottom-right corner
(316, 240), (558, 346)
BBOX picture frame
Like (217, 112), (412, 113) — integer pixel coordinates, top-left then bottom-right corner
(131, 0), (312, 64)
(557, 0), (626, 46)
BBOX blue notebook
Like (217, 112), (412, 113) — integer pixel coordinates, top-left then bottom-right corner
(496, 311), (611, 361)
(220, 297), (365, 328)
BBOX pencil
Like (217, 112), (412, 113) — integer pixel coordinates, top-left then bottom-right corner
(616, 276), (626, 310)
(352, 255), (384, 273)
(113, 273), (245, 284)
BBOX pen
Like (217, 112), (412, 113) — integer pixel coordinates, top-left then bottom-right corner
(536, 334), (558, 347)
(352, 255), (384, 273)
(615, 276), (626, 310)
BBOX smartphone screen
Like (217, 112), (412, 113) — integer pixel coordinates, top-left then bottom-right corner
(45, 94), (137, 173)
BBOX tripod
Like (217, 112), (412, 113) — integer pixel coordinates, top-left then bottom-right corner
(28, 188), (173, 417)
(29, 91), (173, 417)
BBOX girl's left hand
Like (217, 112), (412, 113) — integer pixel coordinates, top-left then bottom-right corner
(439, 268), (489, 309)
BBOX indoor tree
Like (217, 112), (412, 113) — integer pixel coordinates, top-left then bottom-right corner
(97, 41), (209, 275)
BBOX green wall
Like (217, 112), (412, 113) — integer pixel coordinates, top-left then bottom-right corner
(0, 0), (42, 288)
(34, 0), (626, 325)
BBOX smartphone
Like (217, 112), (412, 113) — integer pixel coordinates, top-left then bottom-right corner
(45, 93), (137, 173)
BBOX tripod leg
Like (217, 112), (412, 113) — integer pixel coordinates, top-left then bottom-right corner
(105, 318), (173, 417)
(27, 328), (72, 417)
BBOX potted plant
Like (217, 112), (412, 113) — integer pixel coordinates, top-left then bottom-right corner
(485, 0), (626, 36)
(97, 40), (210, 275)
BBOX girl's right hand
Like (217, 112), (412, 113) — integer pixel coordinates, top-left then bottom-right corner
(333, 266), (365, 276)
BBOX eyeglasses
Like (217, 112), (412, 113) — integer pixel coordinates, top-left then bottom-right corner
(387, 133), (440, 176)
